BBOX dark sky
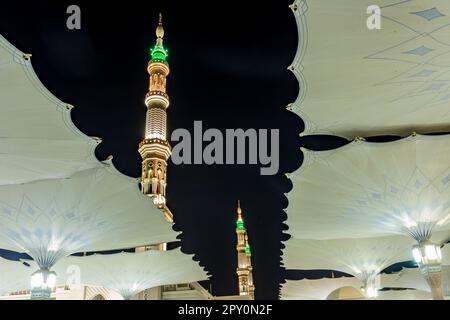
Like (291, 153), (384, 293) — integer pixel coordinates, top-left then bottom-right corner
(0, 0), (357, 299)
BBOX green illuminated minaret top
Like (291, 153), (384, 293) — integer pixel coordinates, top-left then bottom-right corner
(236, 201), (251, 254)
(150, 13), (168, 62)
(245, 235), (251, 255)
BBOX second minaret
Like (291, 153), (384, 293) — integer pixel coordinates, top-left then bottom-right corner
(235, 201), (255, 299)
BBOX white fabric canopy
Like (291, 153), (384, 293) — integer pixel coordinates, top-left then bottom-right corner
(0, 34), (101, 186)
(375, 289), (431, 300)
(388, 267), (429, 292)
(281, 274), (402, 300)
(283, 236), (414, 280)
(281, 277), (364, 300)
(388, 265), (450, 296)
(291, 0), (450, 138)
(0, 162), (178, 269)
(287, 134), (450, 240)
(52, 249), (209, 299)
(443, 244), (450, 265)
(0, 257), (33, 295)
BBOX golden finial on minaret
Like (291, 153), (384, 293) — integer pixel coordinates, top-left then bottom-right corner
(237, 200), (243, 220)
(156, 13), (164, 46)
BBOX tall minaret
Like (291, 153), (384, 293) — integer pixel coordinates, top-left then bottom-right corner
(139, 13), (172, 220)
(235, 201), (255, 299)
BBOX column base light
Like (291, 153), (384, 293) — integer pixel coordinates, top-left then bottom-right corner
(30, 268), (57, 300)
(412, 241), (444, 300)
(153, 194), (166, 208)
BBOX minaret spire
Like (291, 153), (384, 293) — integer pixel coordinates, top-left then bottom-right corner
(139, 14), (172, 221)
(156, 13), (164, 46)
(235, 201), (255, 299)
(237, 200), (242, 220)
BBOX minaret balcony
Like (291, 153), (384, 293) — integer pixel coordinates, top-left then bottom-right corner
(139, 138), (171, 148)
(237, 269), (250, 275)
(145, 91), (170, 108)
(138, 139), (172, 160)
(147, 61), (170, 75)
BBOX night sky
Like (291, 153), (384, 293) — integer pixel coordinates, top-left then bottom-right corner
(0, 0), (353, 299)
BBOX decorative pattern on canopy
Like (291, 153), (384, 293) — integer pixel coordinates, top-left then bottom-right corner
(0, 161), (178, 269)
(290, 0), (450, 138)
(0, 34), (101, 186)
(52, 249), (209, 300)
(287, 134), (450, 240)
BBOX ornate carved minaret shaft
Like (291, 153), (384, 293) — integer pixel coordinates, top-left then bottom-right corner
(235, 201), (255, 299)
(139, 13), (172, 213)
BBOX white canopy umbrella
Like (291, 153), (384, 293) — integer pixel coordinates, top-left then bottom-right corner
(287, 134), (450, 240)
(285, 134), (450, 299)
(290, 0), (450, 138)
(0, 34), (101, 186)
(0, 257), (33, 296)
(283, 236), (414, 298)
(0, 161), (178, 270)
(52, 249), (209, 300)
(283, 236), (414, 276)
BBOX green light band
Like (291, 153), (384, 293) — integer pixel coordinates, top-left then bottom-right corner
(236, 220), (245, 230)
(151, 45), (168, 61)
